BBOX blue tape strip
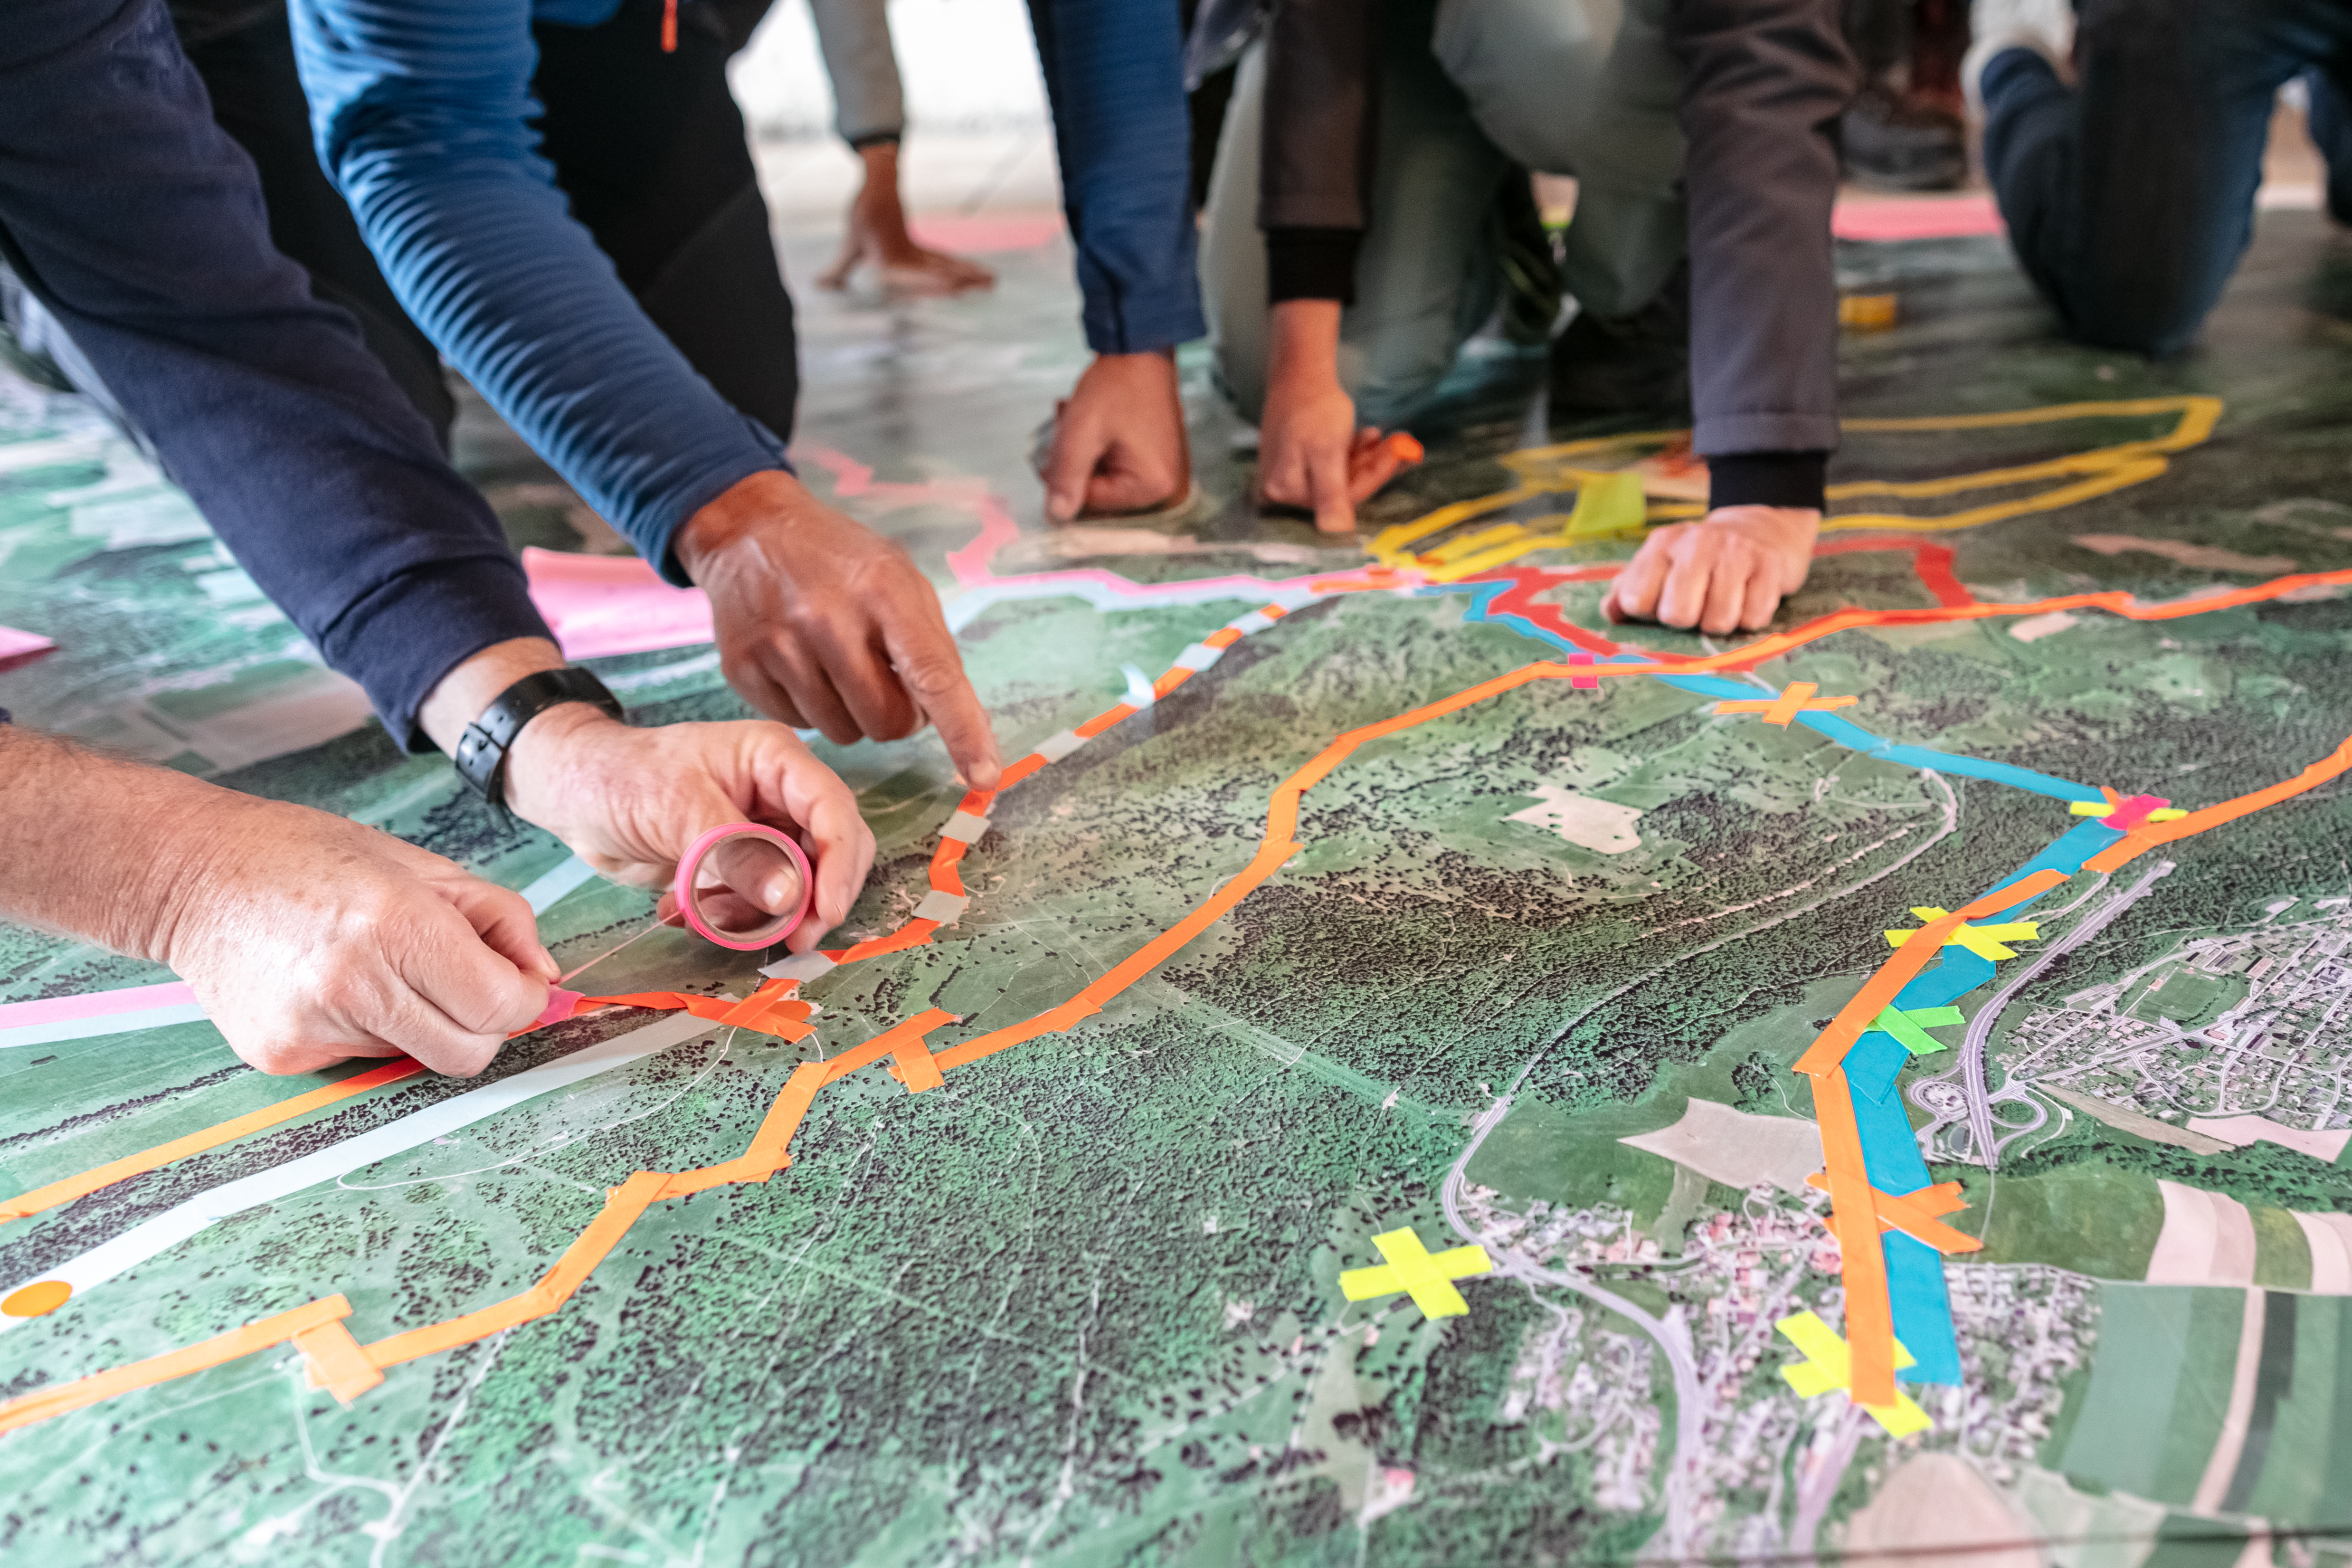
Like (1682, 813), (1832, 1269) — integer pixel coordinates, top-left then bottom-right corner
(1853, 1088), (1934, 1196)
(1847, 1031), (1910, 1104)
(1891, 948), (1997, 1012)
(1885, 1231), (1963, 1384)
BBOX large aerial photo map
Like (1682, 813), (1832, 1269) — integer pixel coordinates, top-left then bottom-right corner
(3, 200), (2352, 1564)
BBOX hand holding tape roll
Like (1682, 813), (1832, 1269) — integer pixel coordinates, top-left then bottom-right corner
(658, 823), (815, 950)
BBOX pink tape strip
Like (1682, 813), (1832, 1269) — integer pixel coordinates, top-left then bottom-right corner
(673, 824), (814, 951)
(0, 980), (198, 1030)
(522, 547), (714, 660)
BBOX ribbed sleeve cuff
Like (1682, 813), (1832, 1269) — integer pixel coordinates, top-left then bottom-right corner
(633, 449), (794, 589)
(314, 557), (555, 753)
(1707, 450), (1829, 513)
(1266, 227), (1362, 305)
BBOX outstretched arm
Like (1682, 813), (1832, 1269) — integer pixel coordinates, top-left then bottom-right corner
(1028, 0), (1207, 519)
(1609, 0), (1855, 635)
(0, 0), (550, 750)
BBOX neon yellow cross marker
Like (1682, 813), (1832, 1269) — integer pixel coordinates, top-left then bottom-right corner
(1871, 1005), (1964, 1055)
(1885, 907), (2041, 961)
(1339, 1229), (1493, 1318)
(1775, 1311), (1933, 1436)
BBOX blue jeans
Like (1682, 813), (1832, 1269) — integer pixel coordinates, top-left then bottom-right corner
(1981, 0), (2352, 356)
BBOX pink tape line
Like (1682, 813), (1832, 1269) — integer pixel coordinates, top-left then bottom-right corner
(672, 824), (813, 951)
(0, 980), (198, 1030)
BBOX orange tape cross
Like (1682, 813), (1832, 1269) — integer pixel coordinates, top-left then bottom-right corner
(1712, 681), (1859, 725)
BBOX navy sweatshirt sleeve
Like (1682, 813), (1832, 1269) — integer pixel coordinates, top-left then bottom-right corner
(1026, 0), (1208, 353)
(0, 0), (550, 751)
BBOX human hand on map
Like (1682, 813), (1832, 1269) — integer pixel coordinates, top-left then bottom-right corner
(498, 706), (876, 956)
(674, 470), (1002, 789)
(1603, 505), (1820, 635)
(1038, 350), (1192, 522)
(0, 726), (556, 1078)
(1256, 300), (1420, 534)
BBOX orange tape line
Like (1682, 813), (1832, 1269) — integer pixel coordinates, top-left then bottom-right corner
(294, 1316), (384, 1404)
(1805, 1174), (1982, 1254)
(0, 1295), (352, 1436)
(1812, 1069), (1898, 1407)
(0, 1060), (425, 1226)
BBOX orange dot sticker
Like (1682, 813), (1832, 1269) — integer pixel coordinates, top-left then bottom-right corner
(2, 1281), (71, 1318)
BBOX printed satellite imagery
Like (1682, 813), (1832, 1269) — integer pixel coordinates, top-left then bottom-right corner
(5, 196), (2352, 1565)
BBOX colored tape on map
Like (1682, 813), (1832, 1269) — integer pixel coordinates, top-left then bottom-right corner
(1890, 949), (1996, 1012)
(912, 889), (969, 925)
(1034, 729), (1086, 762)
(760, 951), (836, 983)
(1852, 1087), (1935, 1194)
(1884, 1231), (1963, 1384)
(1989, 819), (2125, 904)
(939, 811), (992, 845)
(1172, 642), (1224, 673)
(520, 855), (599, 915)
(1846, 1032), (1910, 1105)
(0, 981), (205, 1051)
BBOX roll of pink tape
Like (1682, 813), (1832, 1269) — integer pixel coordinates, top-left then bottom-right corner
(671, 823), (814, 951)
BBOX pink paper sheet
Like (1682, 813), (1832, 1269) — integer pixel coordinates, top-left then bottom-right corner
(908, 210), (1065, 254)
(0, 980), (197, 1030)
(1832, 193), (2004, 243)
(523, 547), (714, 659)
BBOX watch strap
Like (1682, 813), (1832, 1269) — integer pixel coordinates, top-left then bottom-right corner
(454, 667), (624, 809)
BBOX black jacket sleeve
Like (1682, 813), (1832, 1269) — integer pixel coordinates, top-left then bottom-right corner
(1672, 0), (1856, 510)
(1260, 0), (1375, 304)
(0, 0), (550, 751)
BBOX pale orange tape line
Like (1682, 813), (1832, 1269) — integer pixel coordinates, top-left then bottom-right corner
(365, 1174), (667, 1369)
(0, 1294), (352, 1436)
(1805, 1175), (1983, 1254)
(1812, 1071), (1899, 1407)
(837, 920), (940, 964)
(294, 1316), (384, 1404)
(0, 1060), (426, 1225)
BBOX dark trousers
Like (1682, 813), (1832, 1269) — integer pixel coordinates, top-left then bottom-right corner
(1980, 0), (2352, 357)
(179, 0), (796, 453)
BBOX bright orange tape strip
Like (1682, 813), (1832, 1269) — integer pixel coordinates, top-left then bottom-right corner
(0, 1060), (425, 1226)
(0, 1295), (352, 1435)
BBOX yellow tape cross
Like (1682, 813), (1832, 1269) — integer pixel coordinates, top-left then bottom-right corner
(1885, 906), (2040, 961)
(1775, 1310), (1933, 1436)
(1339, 1228), (1493, 1318)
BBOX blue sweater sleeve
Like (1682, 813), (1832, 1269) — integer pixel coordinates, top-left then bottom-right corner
(0, 0), (551, 751)
(1027, 0), (1207, 354)
(289, 0), (786, 583)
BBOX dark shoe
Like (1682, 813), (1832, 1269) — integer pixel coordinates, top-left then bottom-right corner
(1549, 263), (1690, 418)
(1842, 85), (1969, 191)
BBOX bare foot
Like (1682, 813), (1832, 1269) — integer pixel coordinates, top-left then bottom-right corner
(1602, 505), (1819, 635)
(815, 141), (995, 297)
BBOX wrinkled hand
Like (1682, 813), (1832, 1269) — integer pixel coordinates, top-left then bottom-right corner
(503, 708), (876, 956)
(1603, 505), (1819, 636)
(1038, 350), (1191, 522)
(1256, 298), (1415, 533)
(159, 799), (555, 1078)
(676, 470), (1001, 789)
(1257, 382), (1415, 534)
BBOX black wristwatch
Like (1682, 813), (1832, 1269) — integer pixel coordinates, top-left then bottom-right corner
(454, 667), (625, 811)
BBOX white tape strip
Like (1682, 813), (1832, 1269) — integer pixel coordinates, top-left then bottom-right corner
(520, 855), (598, 915)
(913, 889), (970, 925)
(0, 1012), (710, 1332)
(1171, 642), (1223, 672)
(939, 811), (992, 845)
(0, 1002), (210, 1051)
(1225, 610), (1276, 635)
(1034, 729), (1086, 762)
(759, 950), (838, 982)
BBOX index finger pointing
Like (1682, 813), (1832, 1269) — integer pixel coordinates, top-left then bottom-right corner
(883, 611), (1000, 789)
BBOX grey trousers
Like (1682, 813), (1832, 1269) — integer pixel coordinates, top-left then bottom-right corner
(811, 0), (905, 145)
(1202, 0), (1686, 428)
